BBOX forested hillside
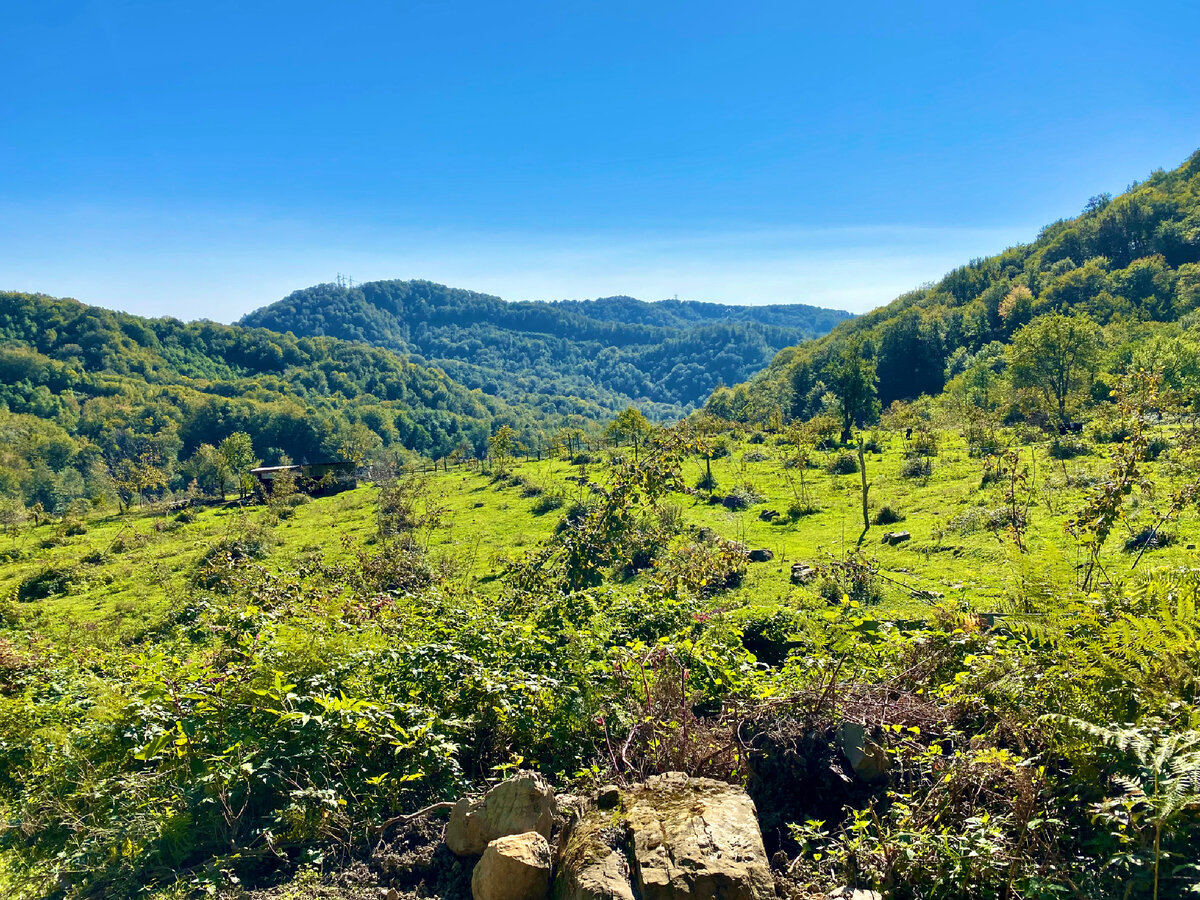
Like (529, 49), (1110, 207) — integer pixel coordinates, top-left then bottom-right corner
(0, 292), (525, 516)
(239, 280), (851, 418)
(707, 150), (1200, 425)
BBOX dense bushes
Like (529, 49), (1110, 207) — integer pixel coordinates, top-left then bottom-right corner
(192, 520), (275, 591)
(826, 452), (859, 475)
(899, 456), (933, 478)
(16, 565), (75, 601)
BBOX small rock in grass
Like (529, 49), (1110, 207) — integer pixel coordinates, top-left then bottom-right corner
(790, 563), (817, 585)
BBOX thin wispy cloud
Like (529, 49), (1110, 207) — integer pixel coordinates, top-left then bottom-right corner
(0, 202), (1033, 320)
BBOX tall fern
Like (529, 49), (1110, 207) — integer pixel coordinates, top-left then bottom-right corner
(1048, 716), (1200, 900)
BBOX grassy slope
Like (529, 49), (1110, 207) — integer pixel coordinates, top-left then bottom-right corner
(6, 427), (1196, 646)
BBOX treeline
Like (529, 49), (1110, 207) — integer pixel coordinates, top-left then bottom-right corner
(708, 149), (1200, 426)
(239, 279), (851, 417)
(0, 292), (537, 515)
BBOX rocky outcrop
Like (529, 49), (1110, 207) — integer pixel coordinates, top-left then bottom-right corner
(554, 843), (636, 900)
(748, 549), (774, 563)
(448, 771), (557, 857)
(556, 773), (773, 900)
(473, 832), (553, 900)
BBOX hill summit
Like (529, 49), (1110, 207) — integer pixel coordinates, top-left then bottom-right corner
(239, 281), (851, 418)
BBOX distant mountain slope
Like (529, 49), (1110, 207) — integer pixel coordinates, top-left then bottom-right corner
(708, 149), (1200, 421)
(239, 280), (851, 418)
(0, 291), (529, 513)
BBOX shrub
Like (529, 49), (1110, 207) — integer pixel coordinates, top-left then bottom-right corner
(948, 506), (1023, 536)
(61, 518), (87, 537)
(787, 499), (820, 520)
(826, 452), (859, 475)
(1144, 437), (1170, 461)
(18, 565), (76, 602)
(193, 522), (275, 591)
(980, 458), (1002, 487)
(655, 538), (748, 598)
(748, 431), (766, 444)
(966, 426), (1003, 458)
(900, 456), (932, 479)
(531, 491), (565, 515)
(1124, 527), (1174, 553)
(620, 515), (673, 577)
(908, 429), (939, 457)
(816, 556), (884, 606)
(354, 544), (435, 594)
(606, 590), (697, 644)
(1088, 422), (1131, 444)
(377, 476), (425, 537)
(657, 502), (685, 533)
(736, 606), (802, 666)
(555, 499), (594, 534)
(722, 485), (765, 510)
(1049, 437), (1088, 459)
(109, 529), (149, 555)
(873, 505), (905, 526)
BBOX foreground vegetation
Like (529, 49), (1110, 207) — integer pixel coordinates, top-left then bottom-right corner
(2, 381), (1198, 897)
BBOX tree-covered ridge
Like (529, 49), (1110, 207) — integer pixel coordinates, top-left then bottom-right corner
(238, 279), (851, 418)
(708, 149), (1200, 422)
(0, 291), (531, 515)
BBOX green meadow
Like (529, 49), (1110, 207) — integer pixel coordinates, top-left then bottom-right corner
(7, 423), (1195, 645)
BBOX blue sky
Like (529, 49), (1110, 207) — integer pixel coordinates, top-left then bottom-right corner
(2, 0), (1198, 321)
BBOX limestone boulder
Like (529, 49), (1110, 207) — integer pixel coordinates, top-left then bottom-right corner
(556, 772), (773, 900)
(554, 844), (636, 900)
(448, 772), (557, 857)
(472, 832), (553, 900)
(626, 773), (774, 900)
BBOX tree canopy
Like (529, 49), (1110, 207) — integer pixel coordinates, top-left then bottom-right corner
(709, 149), (1200, 426)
